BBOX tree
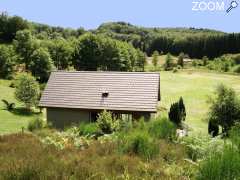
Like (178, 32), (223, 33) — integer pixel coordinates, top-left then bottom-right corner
(72, 33), (139, 71)
(152, 50), (159, 70)
(15, 73), (40, 110)
(47, 38), (73, 70)
(177, 52), (184, 67)
(0, 12), (29, 42)
(168, 97), (186, 127)
(135, 50), (146, 71)
(207, 84), (240, 135)
(72, 33), (103, 71)
(29, 48), (54, 82)
(164, 53), (174, 71)
(13, 30), (40, 69)
(169, 102), (181, 126)
(0, 45), (16, 79)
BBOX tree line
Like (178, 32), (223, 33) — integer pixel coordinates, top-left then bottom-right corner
(96, 22), (240, 59)
(0, 30), (145, 82)
(1, 13), (240, 82)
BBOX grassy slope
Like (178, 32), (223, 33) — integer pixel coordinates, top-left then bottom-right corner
(159, 70), (240, 133)
(0, 80), (41, 134)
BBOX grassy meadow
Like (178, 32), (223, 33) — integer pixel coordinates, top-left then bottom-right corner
(159, 70), (240, 133)
(0, 80), (42, 134)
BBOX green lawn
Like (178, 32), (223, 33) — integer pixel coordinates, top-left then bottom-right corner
(0, 70), (240, 134)
(159, 70), (240, 133)
(0, 80), (41, 134)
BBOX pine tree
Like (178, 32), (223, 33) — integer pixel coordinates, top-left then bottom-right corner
(168, 97), (186, 127)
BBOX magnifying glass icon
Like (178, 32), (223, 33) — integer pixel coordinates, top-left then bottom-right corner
(226, 1), (238, 13)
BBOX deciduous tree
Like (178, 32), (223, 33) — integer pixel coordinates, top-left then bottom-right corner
(15, 73), (40, 110)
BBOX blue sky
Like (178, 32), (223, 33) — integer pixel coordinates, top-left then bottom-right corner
(0, 0), (239, 32)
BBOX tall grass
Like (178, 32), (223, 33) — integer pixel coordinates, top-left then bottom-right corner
(120, 130), (159, 160)
(28, 118), (44, 132)
(197, 144), (240, 180)
(0, 133), (189, 179)
(148, 117), (176, 140)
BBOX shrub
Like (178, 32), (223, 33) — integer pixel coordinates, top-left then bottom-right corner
(119, 118), (133, 132)
(28, 118), (44, 132)
(197, 144), (240, 180)
(177, 52), (184, 67)
(97, 110), (119, 134)
(172, 67), (178, 73)
(192, 60), (198, 67)
(207, 84), (240, 134)
(181, 134), (225, 162)
(121, 130), (159, 160)
(202, 56), (208, 66)
(168, 97), (186, 127)
(152, 50), (159, 70)
(149, 117), (176, 140)
(78, 123), (100, 136)
(1, 99), (15, 111)
(164, 53), (174, 71)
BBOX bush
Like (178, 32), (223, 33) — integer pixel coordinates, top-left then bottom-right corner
(229, 123), (240, 149)
(121, 130), (159, 160)
(202, 56), (208, 66)
(164, 53), (174, 71)
(28, 118), (44, 132)
(172, 68), (178, 73)
(206, 57), (234, 73)
(79, 123), (100, 136)
(181, 134), (225, 162)
(97, 110), (119, 134)
(149, 117), (176, 140)
(197, 144), (240, 180)
(177, 52), (184, 67)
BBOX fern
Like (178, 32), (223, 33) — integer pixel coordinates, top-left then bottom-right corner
(1, 99), (15, 111)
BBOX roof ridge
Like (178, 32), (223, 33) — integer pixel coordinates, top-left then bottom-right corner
(52, 71), (160, 74)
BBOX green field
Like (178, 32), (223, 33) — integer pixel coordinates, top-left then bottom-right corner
(160, 70), (240, 133)
(0, 70), (240, 134)
(0, 80), (41, 134)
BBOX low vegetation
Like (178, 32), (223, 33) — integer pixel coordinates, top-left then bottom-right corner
(0, 115), (195, 179)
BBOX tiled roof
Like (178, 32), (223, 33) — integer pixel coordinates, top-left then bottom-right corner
(39, 71), (160, 112)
